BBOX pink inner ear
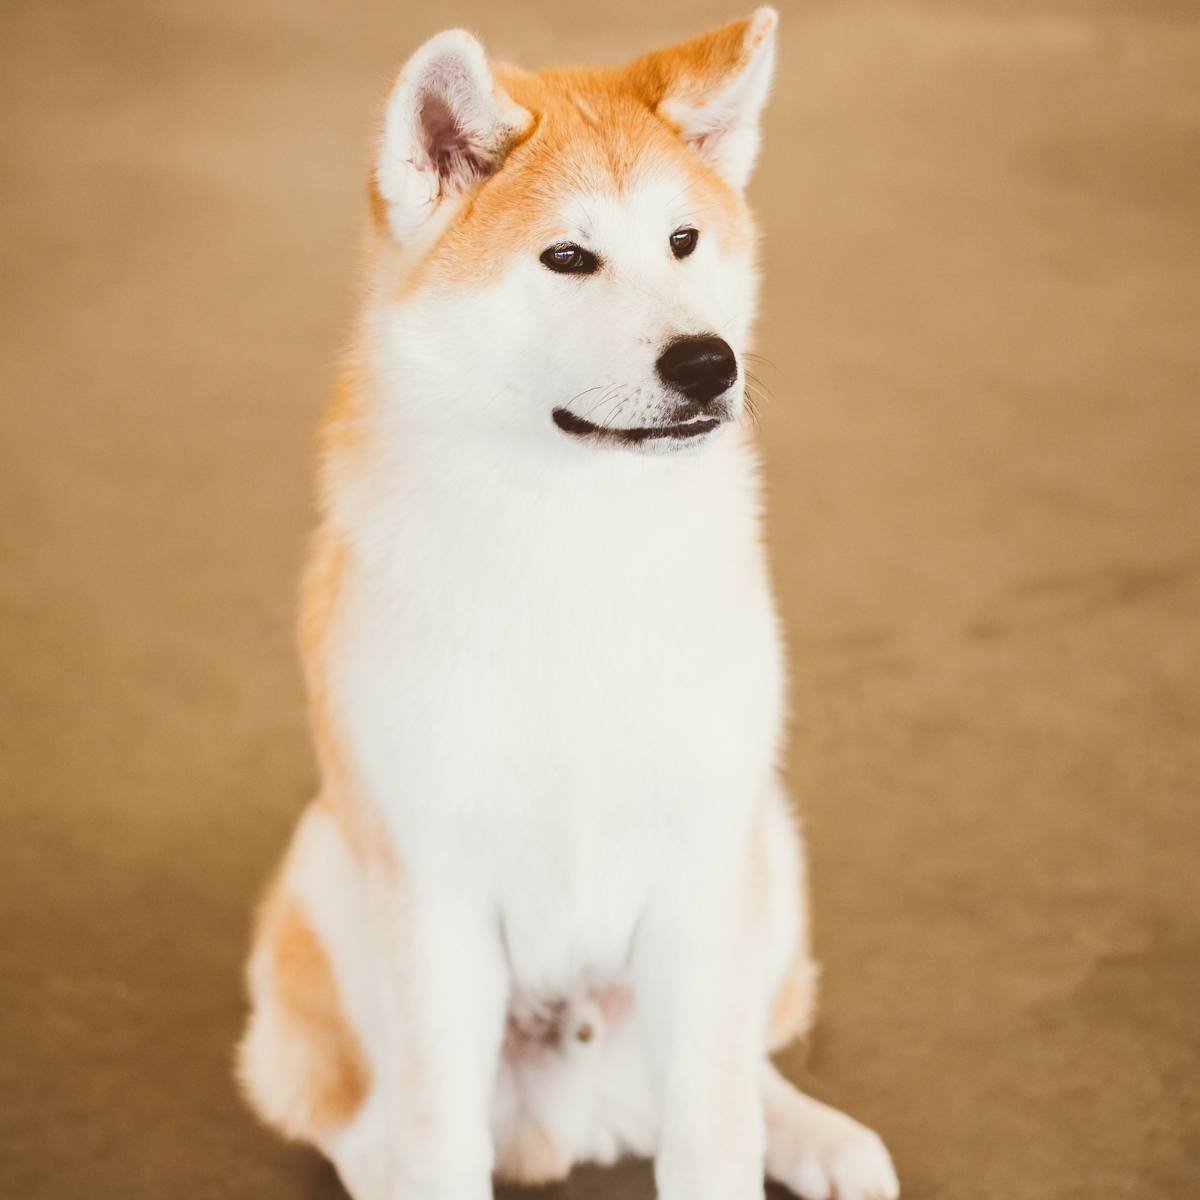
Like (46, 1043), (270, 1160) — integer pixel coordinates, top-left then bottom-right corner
(418, 91), (486, 183)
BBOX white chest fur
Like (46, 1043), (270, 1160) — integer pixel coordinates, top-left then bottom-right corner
(330, 427), (785, 991)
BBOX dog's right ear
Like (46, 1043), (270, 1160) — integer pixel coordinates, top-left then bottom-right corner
(374, 30), (531, 244)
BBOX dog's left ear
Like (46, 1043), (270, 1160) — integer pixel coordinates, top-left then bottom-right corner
(630, 7), (778, 191)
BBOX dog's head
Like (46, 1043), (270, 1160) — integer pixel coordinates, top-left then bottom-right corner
(365, 10), (777, 456)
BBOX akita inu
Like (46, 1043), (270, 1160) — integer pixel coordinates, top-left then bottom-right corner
(238, 10), (899, 1199)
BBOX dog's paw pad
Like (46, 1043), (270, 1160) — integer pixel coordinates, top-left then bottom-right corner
(773, 1114), (899, 1200)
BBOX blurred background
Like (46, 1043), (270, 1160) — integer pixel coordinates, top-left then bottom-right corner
(1, 2), (1198, 1197)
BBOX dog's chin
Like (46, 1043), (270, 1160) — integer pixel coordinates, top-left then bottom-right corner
(551, 407), (729, 454)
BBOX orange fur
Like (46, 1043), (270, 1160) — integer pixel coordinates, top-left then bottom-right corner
(366, 38), (754, 293)
(244, 880), (371, 1137)
(273, 898), (370, 1131)
(298, 526), (399, 869)
(318, 368), (368, 462)
(767, 956), (817, 1054)
(624, 13), (765, 109)
(298, 523), (347, 784)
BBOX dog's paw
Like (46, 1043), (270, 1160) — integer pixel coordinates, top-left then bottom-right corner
(770, 1105), (899, 1200)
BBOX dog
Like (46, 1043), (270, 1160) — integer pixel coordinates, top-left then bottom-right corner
(237, 10), (899, 1200)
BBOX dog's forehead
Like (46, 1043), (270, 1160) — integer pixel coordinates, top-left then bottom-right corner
(553, 172), (696, 242)
(497, 65), (740, 227)
(415, 70), (750, 289)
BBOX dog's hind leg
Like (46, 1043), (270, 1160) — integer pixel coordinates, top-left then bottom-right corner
(320, 1090), (391, 1200)
(237, 803), (391, 1200)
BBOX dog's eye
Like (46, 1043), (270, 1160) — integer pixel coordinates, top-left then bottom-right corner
(540, 243), (600, 275)
(670, 228), (699, 259)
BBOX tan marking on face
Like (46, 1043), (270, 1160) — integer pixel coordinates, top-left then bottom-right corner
(570, 91), (600, 125)
(383, 54), (751, 293)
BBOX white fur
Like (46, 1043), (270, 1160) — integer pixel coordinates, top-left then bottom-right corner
(241, 17), (898, 1200)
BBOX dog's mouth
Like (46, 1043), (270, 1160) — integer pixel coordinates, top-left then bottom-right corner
(552, 407), (724, 447)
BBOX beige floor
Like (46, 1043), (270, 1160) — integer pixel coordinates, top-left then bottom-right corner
(2, 2), (1198, 1197)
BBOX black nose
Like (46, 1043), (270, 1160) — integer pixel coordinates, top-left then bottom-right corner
(655, 335), (738, 407)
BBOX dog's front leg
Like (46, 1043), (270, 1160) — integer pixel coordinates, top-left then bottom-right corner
(365, 861), (508, 1200)
(634, 827), (770, 1200)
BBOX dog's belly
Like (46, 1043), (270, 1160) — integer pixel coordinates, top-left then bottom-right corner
(492, 816), (660, 993)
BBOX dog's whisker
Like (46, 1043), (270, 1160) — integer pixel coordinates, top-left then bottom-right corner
(580, 385), (621, 420)
(745, 370), (775, 404)
(566, 384), (604, 412)
(743, 350), (779, 371)
(600, 391), (634, 431)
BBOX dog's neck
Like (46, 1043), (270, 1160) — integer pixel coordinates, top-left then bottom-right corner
(322, 369), (765, 589)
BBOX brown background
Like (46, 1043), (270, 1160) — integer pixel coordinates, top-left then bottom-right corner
(2, 2), (1198, 1197)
